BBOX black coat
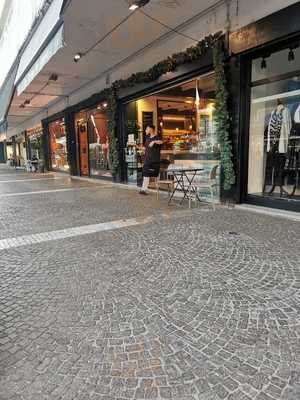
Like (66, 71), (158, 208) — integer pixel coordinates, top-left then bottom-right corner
(143, 135), (161, 177)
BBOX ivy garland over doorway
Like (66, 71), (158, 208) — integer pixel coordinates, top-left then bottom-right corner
(104, 31), (235, 190)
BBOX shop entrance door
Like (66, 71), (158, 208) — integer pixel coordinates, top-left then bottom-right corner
(0, 143), (5, 163)
(78, 122), (89, 176)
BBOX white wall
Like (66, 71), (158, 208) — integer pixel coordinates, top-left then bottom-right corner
(7, 0), (300, 136)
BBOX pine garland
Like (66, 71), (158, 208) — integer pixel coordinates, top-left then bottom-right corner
(113, 33), (221, 90)
(104, 32), (235, 189)
(106, 87), (119, 177)
(213, 40), (235, 190)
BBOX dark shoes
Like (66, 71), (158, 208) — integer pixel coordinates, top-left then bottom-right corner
(139, 190), (148, 195)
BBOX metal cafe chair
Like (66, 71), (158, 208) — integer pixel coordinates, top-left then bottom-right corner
(191, 164), (219, 210)
(156, 161), (174, 199)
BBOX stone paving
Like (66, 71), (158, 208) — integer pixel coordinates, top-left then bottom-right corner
(0, 167), (300, 400)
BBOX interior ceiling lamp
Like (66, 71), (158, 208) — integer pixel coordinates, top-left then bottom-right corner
(195, 80), (200, 109)
(129, 0), (150, 11)
(288, 48), (295, 62)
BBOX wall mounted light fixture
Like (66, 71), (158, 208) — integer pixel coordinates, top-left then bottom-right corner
(261, 57), (267, 69)
(288, 48), (295, 62)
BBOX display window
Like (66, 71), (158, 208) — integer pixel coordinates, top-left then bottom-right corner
(248, 46), (300, 203)
(11, 136), (25, 167)
(49, 118), (69, 172)
(17, 136), (26, 165)
(0, 142), (4, 163)
(74, 103), (111, 178)
(26, 126), (43, 160)
(123, 73), (220, 201)
(6, 142), (13, 159)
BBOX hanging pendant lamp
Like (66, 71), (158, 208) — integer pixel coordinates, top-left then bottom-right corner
(195, 80), (200, 109)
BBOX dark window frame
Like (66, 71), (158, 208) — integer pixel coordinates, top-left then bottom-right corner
(240, 36), (300, 212)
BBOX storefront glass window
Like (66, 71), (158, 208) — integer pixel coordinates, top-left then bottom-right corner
(16, 134), (26, 166)
(75, 103), (111, 178)
(49, 118), (69, 172)
(26, 126), (43, 160)
(248, 47), (300, 203)
(6, 142), (13, 159)
(123, 73), (220, 201)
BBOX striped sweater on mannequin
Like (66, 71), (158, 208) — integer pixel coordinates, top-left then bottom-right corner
(267, 104), (291, 153)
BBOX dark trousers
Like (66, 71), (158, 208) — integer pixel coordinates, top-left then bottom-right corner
(265, 150), (286, 186)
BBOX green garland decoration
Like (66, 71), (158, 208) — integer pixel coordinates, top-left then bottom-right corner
(106, 87), (119, 177)
(213, 40), (235, 190)
(104, 32), (235, 189)
(113, 33), (221, 90)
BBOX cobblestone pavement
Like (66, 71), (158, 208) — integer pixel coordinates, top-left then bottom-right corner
(0, 167), (300, 400)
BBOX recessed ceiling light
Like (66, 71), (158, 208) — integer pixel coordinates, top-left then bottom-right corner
(129, 4), (139, 10)
(49, 73), (58, 81)
(129, 0), (150, 11)
(74, 53), (83, 62)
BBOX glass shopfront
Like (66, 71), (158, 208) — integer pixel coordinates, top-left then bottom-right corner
(123, 73), (220, 201)
(0, 134), (5, 163)
(48, 118), (69, 172)
(248, 46), (300, 208)
(26, 126), (43, 160)
(74, 103), (111, 178)
(6, 141), (13, 160)
(16, 134), (27, 166)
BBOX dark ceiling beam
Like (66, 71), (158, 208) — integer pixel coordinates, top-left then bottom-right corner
(8, 114), (35, 117)
(22, 91), (68, 97)
(10, 106), (44, 110)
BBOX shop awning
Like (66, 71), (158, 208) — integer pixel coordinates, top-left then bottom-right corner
(0, 62), (19, 127)
(15, 0), (65, 95)
(17, 25), (64, 95)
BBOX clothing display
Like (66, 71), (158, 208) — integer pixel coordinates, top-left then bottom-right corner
(287, 139), (300, 170)
(265, 150), (286, 187)
(248, 45), (300, 205)
(265, 103), (290, 192)
(293, 104), (300, 123)
(290, 103), (300, 137)
(267, 104), (291, 153)
(264, 102), (300, 195)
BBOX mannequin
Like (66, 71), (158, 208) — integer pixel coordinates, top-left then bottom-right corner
(264, 100), (291, 195)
